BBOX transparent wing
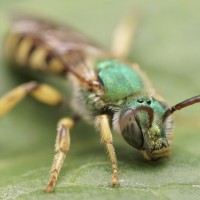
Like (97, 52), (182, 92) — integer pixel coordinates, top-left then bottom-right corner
(10, 15), (110, 85)
(13, 16), (106, 54)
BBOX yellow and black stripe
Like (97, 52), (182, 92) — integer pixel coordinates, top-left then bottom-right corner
(5, 33), (66, 74)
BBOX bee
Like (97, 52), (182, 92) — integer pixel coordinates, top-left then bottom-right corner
(1, 15), (200, 193)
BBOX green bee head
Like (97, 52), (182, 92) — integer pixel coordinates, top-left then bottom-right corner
(118, 97), (173, 159)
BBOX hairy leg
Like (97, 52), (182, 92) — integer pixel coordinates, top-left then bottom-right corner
(45, 118), (74, 193)
(0, 81), (64, 117)
(97, 114), (119, 186)
(111, 12), (139, 58)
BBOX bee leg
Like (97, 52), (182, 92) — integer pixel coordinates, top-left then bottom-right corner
(0, 81), (64, 117)
(45, 118), (74, 193)
(97, 115), (119, 187)
(111, 12), (138, 58)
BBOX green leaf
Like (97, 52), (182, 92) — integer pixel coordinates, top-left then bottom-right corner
(1, 1), (200, 200)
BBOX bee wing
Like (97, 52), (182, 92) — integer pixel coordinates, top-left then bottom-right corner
(11, 16), (110, 86)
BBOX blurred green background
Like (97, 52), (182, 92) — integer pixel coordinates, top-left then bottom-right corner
(0, 0), (200, 199)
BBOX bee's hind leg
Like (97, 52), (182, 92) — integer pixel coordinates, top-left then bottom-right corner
(45, 117), (74, 193)
(0, 81), (64, 117)
(0, 81), (75, 192)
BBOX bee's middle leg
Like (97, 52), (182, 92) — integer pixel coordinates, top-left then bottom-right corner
(45, 117), (74, 193)
(111, 12), (138, 58)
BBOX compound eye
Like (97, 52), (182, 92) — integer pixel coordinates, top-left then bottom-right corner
(119, 109), (143, 149)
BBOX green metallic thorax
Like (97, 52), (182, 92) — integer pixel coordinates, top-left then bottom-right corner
(97, 60), (144, 102)
(81, 59), (172, 158)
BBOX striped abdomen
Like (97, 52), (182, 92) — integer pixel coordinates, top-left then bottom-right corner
(5, 33), (66, 74)
(4, 16), (108, 85)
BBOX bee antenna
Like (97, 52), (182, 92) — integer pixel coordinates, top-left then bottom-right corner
(163, 95), (200, 121)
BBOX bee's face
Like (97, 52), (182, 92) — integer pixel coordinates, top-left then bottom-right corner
(119, 97), (173, 158)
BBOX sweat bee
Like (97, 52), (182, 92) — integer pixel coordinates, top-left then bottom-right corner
(0, 15), (200, 193)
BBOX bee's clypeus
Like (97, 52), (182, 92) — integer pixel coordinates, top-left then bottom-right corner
(0, 15), (200, 192)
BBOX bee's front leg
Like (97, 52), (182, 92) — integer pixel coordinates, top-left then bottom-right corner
(45, 118), (74, 193)
(97, 115), (119, 187)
